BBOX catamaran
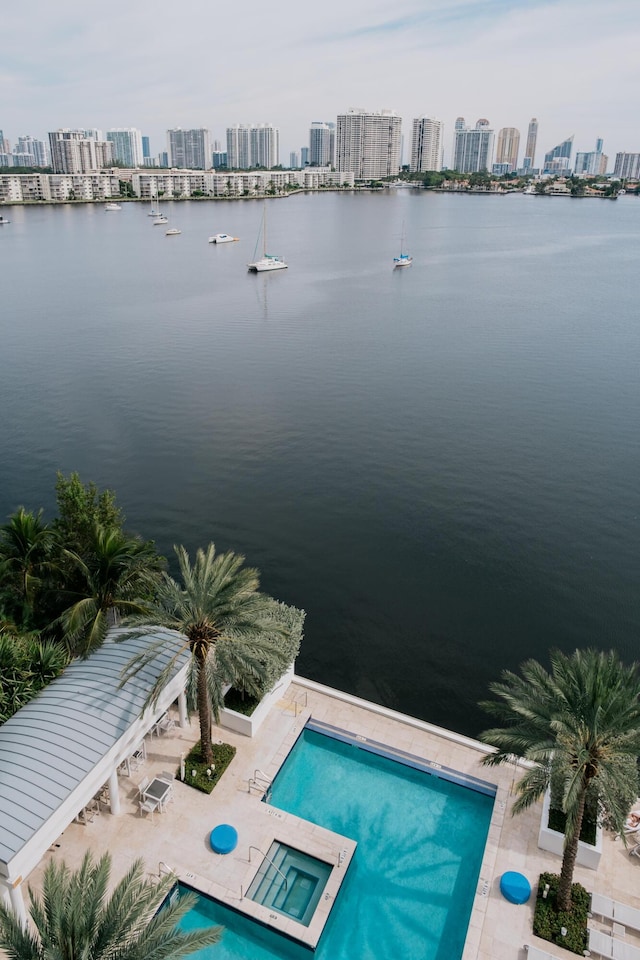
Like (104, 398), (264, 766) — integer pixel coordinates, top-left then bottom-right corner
(248, 204), (287, 272)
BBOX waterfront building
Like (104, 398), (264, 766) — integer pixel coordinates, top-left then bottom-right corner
(0, 152), (13, 167)
(106, 128), (144, 167)
(167, 128), (211, 169)
(336, 108), (402, 179)
(614, 152), (640, 179)
(289, 151), (300, 169)
(543, 135), (573, 174)
(212, 150), (227, 168)
(48, 130), (114, 173)
(495, 127), (520, 171)
(300, 147), (309, 166)
(142, 136), (150, 159)
(575, 139), (607, 176)
(410, 117), (443, 172)
(309, 122), (335, 167)
(158, 151), (169, 167)
(452, 118), (495, 173)
(523, 118), (538, 171)
(226, 124), (279, 169)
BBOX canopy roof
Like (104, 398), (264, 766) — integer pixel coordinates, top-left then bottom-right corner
(0, 629), (189, 883)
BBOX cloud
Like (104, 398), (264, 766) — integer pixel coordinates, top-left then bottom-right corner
(1, 0), (639, 162)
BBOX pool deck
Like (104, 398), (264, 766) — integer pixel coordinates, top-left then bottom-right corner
(24, 676), (640, 960)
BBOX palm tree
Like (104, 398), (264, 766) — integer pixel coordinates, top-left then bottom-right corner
(480, 649), (640, 912)
(55, 524), (165, 657)
(0, 851), (221, 960)
(120, 543), (304, 764)
(0, 508), (56, 626)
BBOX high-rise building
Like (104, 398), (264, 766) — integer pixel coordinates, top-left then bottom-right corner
(0, 130), (10, 153)
(142, 136), (150, 159)
(543, 135), (573, 174)
(614, 153), (640, 179)
(48, 130), (114, 173)
(212, 150), (227, 168)
(14, 136), (48, 167)
(452, 118), (495, 173)
(107, 128), (143, 167)
(300, 147), (309, 166)
(289, 151), (300, 169)
(495, 127), (520, 171)
(410, 117), (443, 172)
(167, 128), (211, 169)
(226, 124), (279, 169)
(158, 151), (169, 167)
(336, 109), (402, 178)
(574, 139), (607, 176)
(309, 122), (335, 167)
(523, 118), (538, 171)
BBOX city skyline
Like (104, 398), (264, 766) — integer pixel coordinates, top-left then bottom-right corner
(2, 0), (638, 165)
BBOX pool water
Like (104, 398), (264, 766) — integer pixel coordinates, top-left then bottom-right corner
(246, 841), (332, 926)
(178, 726), (494, 959)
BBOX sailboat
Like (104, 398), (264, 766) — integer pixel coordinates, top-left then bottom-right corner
(247, 203), (287, 272)
(152, 190), (168, 224)
(393, 223), (413, 267)
(148, 188), (159, 216)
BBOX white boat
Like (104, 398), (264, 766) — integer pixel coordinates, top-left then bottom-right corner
(393, 223), (412, 267)
(153, 216), (168, 225)
(105, 202), (121, 211)
(165, 228), (181, 236)
(209, 233), (239, 243)
(248, 204), (287, 272)
(0, 215), (10, 224)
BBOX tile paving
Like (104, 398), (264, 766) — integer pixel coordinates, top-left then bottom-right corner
(24, 679), (640, 959)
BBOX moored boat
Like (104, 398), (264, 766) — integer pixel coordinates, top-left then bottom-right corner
(209, 233), (239, 243)
(165, 228), (181, 236)
(104, 202), (121, 211)
(248, 204), (287, 272)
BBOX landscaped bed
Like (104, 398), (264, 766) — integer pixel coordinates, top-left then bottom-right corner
(533, 872), (589, 955)
(181, 740), (236, 795)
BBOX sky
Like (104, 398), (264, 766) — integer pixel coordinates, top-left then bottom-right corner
(2, 0), (640, 167)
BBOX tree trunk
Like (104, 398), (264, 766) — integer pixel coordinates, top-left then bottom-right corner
(196, 654), (214, 765)
(558, 789), (587, 912)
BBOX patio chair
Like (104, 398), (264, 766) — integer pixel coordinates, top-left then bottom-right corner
(137, 776), (150, 798)
(138, 798), (158, 822)
(157, 770), (175, 800)
(159, 714), (175, 734)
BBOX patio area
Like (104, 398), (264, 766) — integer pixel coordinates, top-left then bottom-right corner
(22, 677), (640, 960)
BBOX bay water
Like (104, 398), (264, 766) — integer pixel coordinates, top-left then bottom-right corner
(1, 190), (639, 736)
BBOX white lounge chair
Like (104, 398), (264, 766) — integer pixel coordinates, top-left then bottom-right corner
(524, 945), (563, 960)
(588, 926), (615, 958)
(591, 893), (640, 934)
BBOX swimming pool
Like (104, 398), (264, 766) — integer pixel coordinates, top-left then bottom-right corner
(178, 723), (494, 959)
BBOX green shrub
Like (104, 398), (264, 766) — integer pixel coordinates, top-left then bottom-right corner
(224, 687), (260, 716)
(533, 872), (589, 955)
(181, 741), (236, 795)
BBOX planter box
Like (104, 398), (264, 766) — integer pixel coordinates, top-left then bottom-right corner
(219, 663), (295, 737)
(538, 787), (602, 870)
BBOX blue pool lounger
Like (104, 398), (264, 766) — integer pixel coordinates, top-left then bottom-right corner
(500, 871), (531, 904)
(210, 824), (238, 854)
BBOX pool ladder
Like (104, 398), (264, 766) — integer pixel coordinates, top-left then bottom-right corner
(248, 845), (288, 891)
(248, 768), (272, 794)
